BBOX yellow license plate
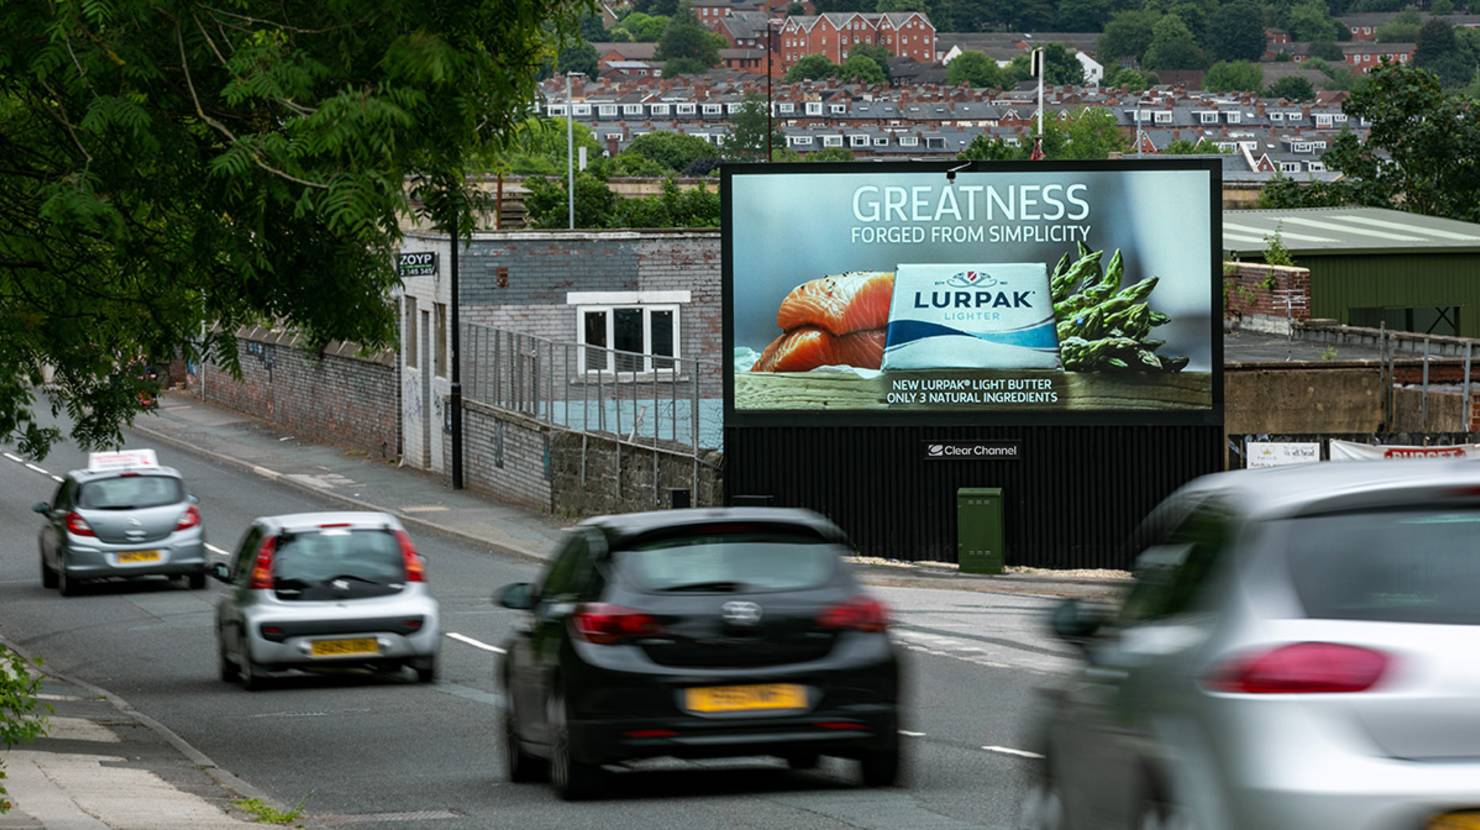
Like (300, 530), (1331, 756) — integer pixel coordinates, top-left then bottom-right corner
(309, 638), (379, 658)
(117, 550), (160, 564)
(685, 684), (806, 714)
(1431, 814), (1480, 830)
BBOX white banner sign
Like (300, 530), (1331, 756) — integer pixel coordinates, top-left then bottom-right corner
(1246, 441), (1321, 468)
(1329, 439), (1480, 461)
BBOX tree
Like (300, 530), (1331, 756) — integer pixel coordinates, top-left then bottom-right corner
(1205, 61), (1264, 92)
(725, 95), (784, 161)
(655, 9), (719, 68)
(1267, 75), (1317, 99)
(633, 0), (680, 14)
(621, 132), (720, 172)
(525, 173), (618, 228)
(1142, 14), (1207, 70)
(481, 119), (604, 176)
(959, 134), (1030, 160)
(622, 12), (670, 41)
(1209, 1), (1269, 62)
(810, 147), (856, 161)
(1104, 66), (1158, 90)
(616, 178), (720, 228)
(1415, 20), (1473, 87)
(1309, 40), (1345, 61)
(557, 40), (599, 78)
(1060, 109), (1129, 159)
(1056, 0), (1110, 32)
(1375, 9), (1422, 42)
(1099, 9), (1161, 62)
(1041, 43), (1088, 85)
(1162, 137), (1212, 153)
(1286, 1), (1341, 42)
(851, 44), (896, 82)
(947, 51), (1007, 87)
(785, 54), (841, 82)
(876, 0), (928, 8)
(0, 0), (585, 456)
(0, 646), (46, 814)
(1433, 0), (1456, 14)
(840, 54), (888, 84)
(579, 13), (609, 42)
(663, 56), (712, 75)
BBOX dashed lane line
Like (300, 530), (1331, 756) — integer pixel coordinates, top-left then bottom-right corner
(24, 463), (47, 475)
(899, 730), (926, 737)
(445, 631), (506, 654)
(982, 745), (1044, 759)
(3, 452), (22, 463)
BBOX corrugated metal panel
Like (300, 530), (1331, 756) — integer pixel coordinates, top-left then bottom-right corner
(724, 425), (1222, 569)
(1308, 254), (1480, 337)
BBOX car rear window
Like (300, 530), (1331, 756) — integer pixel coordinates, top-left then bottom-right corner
(78, 475), (183, 510)
(620, 525), (839, 593)
(1288, 510), (1480, 625)
(272, 529), (405, 586)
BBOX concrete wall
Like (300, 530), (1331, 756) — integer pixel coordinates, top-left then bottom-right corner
(1225, 366), (1383, 435)
(198, 328), (399, 459)
(1392, 387), (1467, 433)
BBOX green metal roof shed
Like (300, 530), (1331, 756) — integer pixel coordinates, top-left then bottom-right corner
(1223, 206), (1480, 337)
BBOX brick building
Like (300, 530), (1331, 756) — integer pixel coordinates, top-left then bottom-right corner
(1342, 41), (1414, 72)
(780, 12), (936, 68)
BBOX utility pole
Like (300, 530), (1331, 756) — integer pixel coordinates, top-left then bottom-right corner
(766, 20), (778, 160)
(566, 72), (575, 229)
(449, 202), (463, 490)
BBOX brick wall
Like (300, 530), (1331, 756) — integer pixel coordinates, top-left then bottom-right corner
(453, 399), (553, 511)
(1224, 262), (1310, 332)
(198, 327), (399, 459)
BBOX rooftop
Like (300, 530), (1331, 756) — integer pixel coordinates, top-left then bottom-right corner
(1223, 207), (1480, 256)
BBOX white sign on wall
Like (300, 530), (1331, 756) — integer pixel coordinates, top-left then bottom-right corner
(1245, 441), (1321, 468)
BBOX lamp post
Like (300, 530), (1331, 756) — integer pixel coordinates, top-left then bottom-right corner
(449, 201), (463, 489)
(766, 19), (782, 160)
(565, 72), (575, 229)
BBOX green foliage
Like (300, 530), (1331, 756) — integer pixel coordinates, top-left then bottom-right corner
(480, 118), (604, 176)
(850, 44), (896, 81)
(959, 134), (1029, 160)
(947, 52), (1007, 87)
(623, 12), (670, 41)
(579, 13), (609, 42)
(958, 110), (1124, 161)
(1263, 230), (1295, 266)
(1267, 75), (1317, 100)
(785, 54), (840, 82)
(526, 174), (718, 229)
(1143, 14), (1207, 69)
(633, 0), (679, 14)
(616, 178), (720, 228)
(663, 57), (712, 75)
(724, 95), (784, 162)
(1099, 9), (1161, 63)
(1286, 1), (1341, 42)
(1205, 61), (1264, 92)
(1162, 137), (1211, 153)
(1056, 0), (1111, 32)
(1415, 20), (1473, 87)
(1209, 1), (1269, 61)
(840, 54), (888, 84)
(525, 173), (618, 228)
(0, 0), (586, 456)
(557, 41), (599, 78)
(0, 646), (48, 814)
(1039, 43), (1088, 85)
(610, 152), (671, 177)
(1433, 0), (1456, 13)
(620, 132), (720, 174)
(604, 27), (634, 42)
(1375, 10), (1422, 42)
(233, 798), (303, 826)
(655, 8), (719, 68)
(1104, 66), (1157, 90)
(1309, 39), (1346, 61)
(808, 147), (855, 161)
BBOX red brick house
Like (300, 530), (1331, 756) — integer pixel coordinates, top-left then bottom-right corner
(1342, 42), (1414, 72)
(780, 12), (935, 69)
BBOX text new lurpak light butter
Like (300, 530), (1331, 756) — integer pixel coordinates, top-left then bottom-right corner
(881, 263), (1059, 370)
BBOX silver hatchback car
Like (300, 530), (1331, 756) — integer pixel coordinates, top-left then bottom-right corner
(212, 512), (441, 690)
(1021, 460), (1480, 830)
(35, 451), (207, 596)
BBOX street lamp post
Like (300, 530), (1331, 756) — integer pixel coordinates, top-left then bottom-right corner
(565, 72), (575, 229)
(766, 21), (780, 160)
(449, 201), (463, 490)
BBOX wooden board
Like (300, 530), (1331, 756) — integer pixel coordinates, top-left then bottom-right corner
(734, 369), (1213, 411)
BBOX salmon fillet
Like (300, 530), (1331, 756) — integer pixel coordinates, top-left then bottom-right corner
(751, 327), (886, 372)
(775, 272), (895, 336)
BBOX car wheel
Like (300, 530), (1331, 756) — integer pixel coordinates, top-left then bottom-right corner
(785, 752), (821, 770)
(502, 702), (548, 783)
(1136, 799), (1196, 830)
(40, 556), (57, 590)
(239, 649), (265, 692)
(413, 656), (438, 684)
(1017, 781), (1066, 830)
(548, 690), (603, 801)
(57, 566), (77, 597)
(187, 572), (207, 591)
(858, 736), (901, 788)
(218, 640), (239, 683)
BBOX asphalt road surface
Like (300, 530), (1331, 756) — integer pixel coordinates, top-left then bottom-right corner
(0, 413), (1076, 830)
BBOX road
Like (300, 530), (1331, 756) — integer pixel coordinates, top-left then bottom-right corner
(0, 413), (1076, 830)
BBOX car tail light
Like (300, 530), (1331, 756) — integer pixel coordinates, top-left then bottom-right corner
(394, 530), (425, 582)
(816, 721), (869, 731)
(320, 522), (351, 528)
(175, 504), (201, 531)
(818, 596), (889, 633)
(1207, 642), (1391, 694)
(64, 511), (95, 537)
(625, 728), (677, 738)
(572, 603), (662, 645)
(247, 536), (279, 590)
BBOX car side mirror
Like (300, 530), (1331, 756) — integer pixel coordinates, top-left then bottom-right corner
(32, 501), (50, 515)
(209, 562), (231, 583)
(496, 582), (536, 610)
(1051, 598), (1108, 645)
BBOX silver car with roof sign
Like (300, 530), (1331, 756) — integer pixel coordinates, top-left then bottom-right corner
(35, 450), (207, 596)
(212, 511), (441, 690)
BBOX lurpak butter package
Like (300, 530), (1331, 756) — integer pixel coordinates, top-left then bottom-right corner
(881, 263), (1060, 370)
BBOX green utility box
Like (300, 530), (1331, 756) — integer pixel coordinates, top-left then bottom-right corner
(957, 488), (1005, 574)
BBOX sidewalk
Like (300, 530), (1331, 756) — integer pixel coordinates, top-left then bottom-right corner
(0, 651), (300, 830)
(134, 392), (1129, 600)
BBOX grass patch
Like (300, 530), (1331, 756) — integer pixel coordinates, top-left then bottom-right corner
(233, 798), (302, 826)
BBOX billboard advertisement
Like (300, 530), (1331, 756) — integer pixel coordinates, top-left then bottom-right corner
(723, 160), (1221, 425)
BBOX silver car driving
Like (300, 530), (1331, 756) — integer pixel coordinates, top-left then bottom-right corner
(212, 512), (441, 690)
(1021, 460), (1480, 830)
(35, 452), (207, 596)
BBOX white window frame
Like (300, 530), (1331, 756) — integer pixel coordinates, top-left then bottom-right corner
(547, 104), (568, 117)
(1334, 113), (1348, 122)
(727, 102), (744, 114)
(622, 104), (643, 116)
(1225, 111), (1241, 123)
(567, 294), (687, 376)
(789, 135), (814, 146)
(822, 134), (844, 147)
(898, 135), (919, 147)
(1154, 111), (1173, 124)
(572, 103), (592, 116)
(779, 102), (795, 113)
(1280, 161), (1300, 173)
(830, 103), (847, 114)
(649, 103), (671, 116)
(872, 136), (889, 146)
(1270, 112), (1285, 121)
(676, 103), (697, 115)
(605, 132), (623, 141)
(597, 104), (618, 117)
(925, 136), (946, 149)
(1308, 161), (1325, 171)
(1287, 111), (1303, 121)
(805, 101), (823, 115)
(702, 103), (722, 115)
(1315, 113), (1333, 127)
(849, 134), (869, 147)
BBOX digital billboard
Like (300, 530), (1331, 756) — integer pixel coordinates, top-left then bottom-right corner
(723, 160), (1221, 424)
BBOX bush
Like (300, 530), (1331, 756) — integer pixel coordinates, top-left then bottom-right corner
(621, 132), (719, 173)
(1, 646), (48, 813)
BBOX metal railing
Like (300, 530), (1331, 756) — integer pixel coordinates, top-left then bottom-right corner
(461, 323), (723, 455)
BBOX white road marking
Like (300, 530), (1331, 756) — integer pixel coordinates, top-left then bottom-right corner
(446, 632), (505, 654)
(982, 745), (1044, 759)
(3, 452), (23, 463)
(51, 475), (64, 483)
(205, 543), (229, 556)
(898, 730), (926, 737)
(25, 463), (47, 474)
(401, 505), (450, 513)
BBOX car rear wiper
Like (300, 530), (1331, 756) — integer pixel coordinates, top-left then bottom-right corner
(324, 574), (386, 586)
(91, 505), (138, 511)
(657, 580), (747, 592)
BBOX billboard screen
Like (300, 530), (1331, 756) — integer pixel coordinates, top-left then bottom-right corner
(723, 160), (1221, 425)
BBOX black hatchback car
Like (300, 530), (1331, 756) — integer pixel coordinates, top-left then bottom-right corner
(496, 508), (902, 800)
